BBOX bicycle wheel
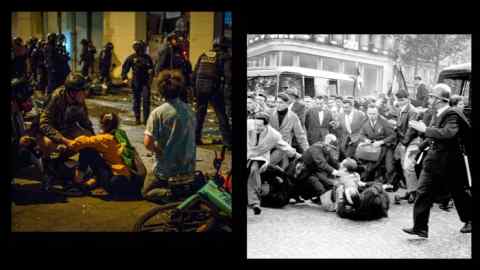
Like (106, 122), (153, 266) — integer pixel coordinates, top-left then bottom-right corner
(133, 202), (181, 232)
(133, 201), (215, 232)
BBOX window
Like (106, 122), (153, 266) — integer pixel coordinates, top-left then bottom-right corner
(299, 53), (317, 69)
(363, 64), (382, 95)
(281, 51), (295, 66)
(343, 60), (357, 75)
(323, 57), (340, 72)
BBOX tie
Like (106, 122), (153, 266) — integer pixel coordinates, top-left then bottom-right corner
(256, 133), (261, 146)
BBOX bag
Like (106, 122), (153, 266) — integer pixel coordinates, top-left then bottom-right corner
(355, 142), (382, 162)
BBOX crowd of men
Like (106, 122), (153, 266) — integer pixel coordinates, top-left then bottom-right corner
(247, 78), (472, 236)
(11, 33), (232, 206)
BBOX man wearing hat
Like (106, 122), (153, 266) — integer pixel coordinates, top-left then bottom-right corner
(247, 111), (301, 215)
(403, 83), (472, 238)
(392, 89), (422, 204)
(269, 92), (309, 169)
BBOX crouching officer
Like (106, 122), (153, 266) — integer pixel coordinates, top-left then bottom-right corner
(37, 73), (96, 191)
(122, 40), (154, 125)
(193, 37), (232, 147)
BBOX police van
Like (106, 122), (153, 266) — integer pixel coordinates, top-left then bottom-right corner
(247, 66), (356, 98)
(437, 63), (471, 120)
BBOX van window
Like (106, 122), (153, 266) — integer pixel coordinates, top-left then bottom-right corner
(441, 77), (470, 106)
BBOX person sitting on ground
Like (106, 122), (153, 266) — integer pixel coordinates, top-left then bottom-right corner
(142, 69), (198, 204)
(62, 112), (145, 197)
(247, 111), (301, 215)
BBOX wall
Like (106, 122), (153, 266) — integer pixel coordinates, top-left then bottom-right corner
(189, 12), (214, 65)
(103, 12), (147, 78)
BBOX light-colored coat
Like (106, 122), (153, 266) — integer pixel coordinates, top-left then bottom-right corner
(247, 124), (297, 165)
(270, 109), (309, 152)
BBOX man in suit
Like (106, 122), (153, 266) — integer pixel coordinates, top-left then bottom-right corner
(337, 99), (367, 160)
(392, 90), (422, 204)
(286, 88), (307, 128)
(402, 84), (472, 238)
(292, 134), (342, 202)
(414, 76), (429, 108)
(359, 105), (397, 187)
(305, 97), (334, 146)
(269, 93), (309, 169)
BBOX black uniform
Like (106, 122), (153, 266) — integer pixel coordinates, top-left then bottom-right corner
(80, 43), (96, 78)
(221, 49), (232, 125)
(193, 50), (232, 146)
(34, 43), (48, 91)
(46, 38), (63, 94)
(121, 52), (154, 123)
(156, 44), (192, 103)
(56, 40), (71, 86)
(99, 45), (113, 84)
(12, 44), (28, 79)
(412, 107), (472, 233)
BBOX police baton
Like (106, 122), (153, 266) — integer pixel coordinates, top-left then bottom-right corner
(463, 153), (472, 188)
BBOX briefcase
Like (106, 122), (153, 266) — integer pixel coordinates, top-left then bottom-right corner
(355, 142), (382, 162)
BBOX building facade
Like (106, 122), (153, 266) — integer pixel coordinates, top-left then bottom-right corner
(247, 34), (436, 97)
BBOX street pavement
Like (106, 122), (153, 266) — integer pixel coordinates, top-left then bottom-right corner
(247, 191), (471, 259)
(11, 90), (231, 232)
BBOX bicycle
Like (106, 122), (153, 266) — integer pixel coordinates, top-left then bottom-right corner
(133, 146), (232, 232)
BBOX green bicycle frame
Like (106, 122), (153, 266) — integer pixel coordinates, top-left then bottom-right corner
(177, 180), (232, 217)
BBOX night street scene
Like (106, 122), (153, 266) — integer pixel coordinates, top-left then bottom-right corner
(11, 11), (232, 232)
(246, 34), (471, 258)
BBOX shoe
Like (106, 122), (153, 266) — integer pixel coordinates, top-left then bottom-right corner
(460, 222), (471, 233)
(253, 206), (261, 215)
(402, 227), (428, 238)
(394, 195), (402, 205)
(382, 184), (394, 192)
(135, 117), (141, 125)
(407, 192), (416, 204)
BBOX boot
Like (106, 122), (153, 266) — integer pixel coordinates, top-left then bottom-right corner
(135, 116), (141, 125)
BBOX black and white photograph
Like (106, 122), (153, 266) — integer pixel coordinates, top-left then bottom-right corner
(246, 34), (472, 258)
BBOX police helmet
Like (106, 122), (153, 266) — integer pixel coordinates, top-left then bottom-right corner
(80, 39), (89, 46)
(105, 42), (113, 50)
(57, 33), (66, 42)
(13, 36), (23, 46)
(213, 37), (225, 49)
(47, 32), (57, 43)
(11, 78), (33, 103)
(132, 40), (143, 52)
(429, 83), (451, 102)
(166, 32), (177, 42)
(64, 73), (88, 92)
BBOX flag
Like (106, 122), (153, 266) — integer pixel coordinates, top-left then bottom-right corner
(353, 66), (363, 97)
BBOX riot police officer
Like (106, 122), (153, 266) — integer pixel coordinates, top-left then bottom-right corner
(156, 32), (192, 103)
(12, 37), (28, 79)
(192, 37), (232, 147)
(79, 39), (96, 79)
(121, 40), (154, 125)
(219, 38), (232, 126)
(99, 42), (114, 85)
(34, 39), (48, 92)
(56, 33), (71, 86)
(26, 36), (39, 81)
(45, 32), (61, 94)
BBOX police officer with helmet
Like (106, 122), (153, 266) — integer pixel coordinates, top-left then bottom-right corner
(99, 42), (114, 86)
(193, 37), (232, 148)
(122, 40), (154, 125)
